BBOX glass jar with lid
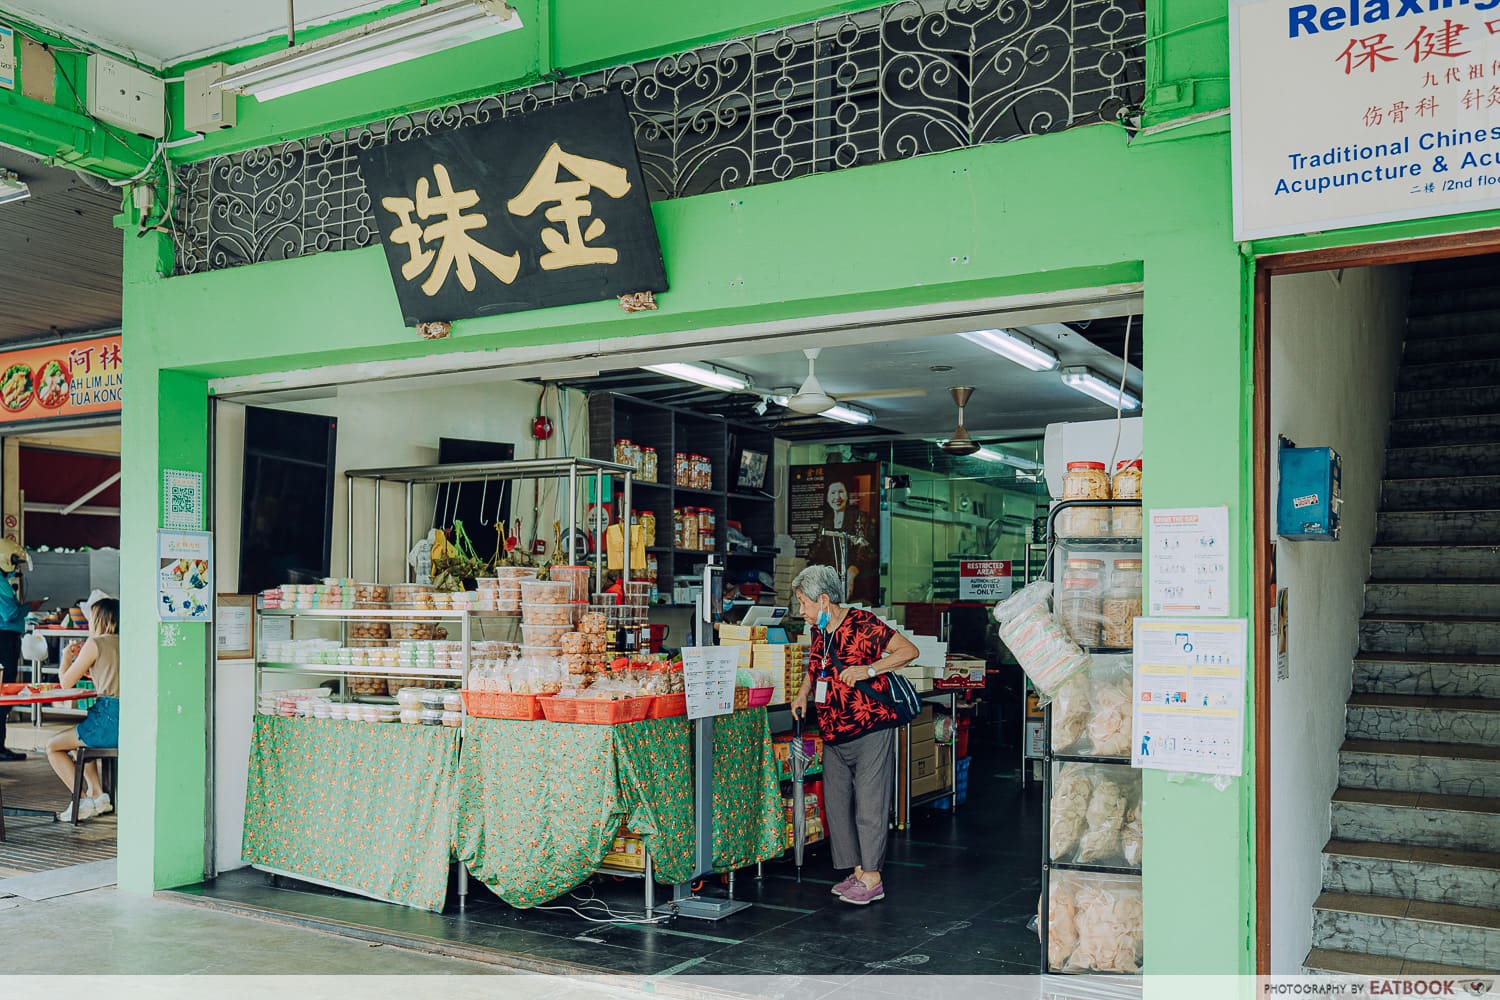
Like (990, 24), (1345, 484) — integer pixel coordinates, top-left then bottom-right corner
(642, 448), (658, 483)
(1111, 460), (1143, 537)
(1101, 559), (1143, 648)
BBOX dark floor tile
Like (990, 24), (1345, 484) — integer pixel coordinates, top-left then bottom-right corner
(709, 940), (903, 977)
(583, 922), (749, 959)
(519, 934), (699, 975)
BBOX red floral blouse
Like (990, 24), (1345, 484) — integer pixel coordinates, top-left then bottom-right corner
(809, 607), (899, 743)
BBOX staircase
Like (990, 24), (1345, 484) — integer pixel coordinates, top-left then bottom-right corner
(1304, 257), (1500, 976)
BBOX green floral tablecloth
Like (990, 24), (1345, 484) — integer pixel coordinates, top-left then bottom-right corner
(241, 716), (462, 912)
(711, 707), (787, 872)
(454, 708), (784, 908)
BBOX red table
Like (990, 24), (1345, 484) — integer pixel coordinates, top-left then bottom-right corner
(0, 688), (95, 838)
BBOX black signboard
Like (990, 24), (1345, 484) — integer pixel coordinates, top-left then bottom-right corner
(357, 92), (667, 325)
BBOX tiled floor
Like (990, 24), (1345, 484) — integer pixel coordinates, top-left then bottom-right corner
(175, 722), (1046, 978)
(0, 721), (116, 878)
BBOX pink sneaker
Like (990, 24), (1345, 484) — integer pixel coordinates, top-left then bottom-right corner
(839, 879), (885, 905)
(830, 874), (862, 897)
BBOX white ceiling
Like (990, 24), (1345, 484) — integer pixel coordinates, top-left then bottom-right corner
(604, 322), (1144, 441)
(2, 0), (392, 67)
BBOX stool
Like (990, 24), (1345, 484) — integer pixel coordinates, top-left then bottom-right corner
(69, 747), (117, 826)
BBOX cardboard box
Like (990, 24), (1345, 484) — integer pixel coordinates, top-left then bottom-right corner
(913, 753), (942, 780)
(912, 772), (946, 798)
(910, 719), (936, 744)
(899, 664), (937, 679)
(721, 624), (768, 643)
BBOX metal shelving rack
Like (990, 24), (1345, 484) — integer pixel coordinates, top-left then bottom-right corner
(1037, 498), (1143, 976)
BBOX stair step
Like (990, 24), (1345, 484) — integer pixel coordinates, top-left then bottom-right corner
(1347, 693), (1500, 747)
(1385, 442), (1500, 478)
(1409, 308), (1500, 339)
(1364, 581), (1500, 617)
(1355, 652), (1500, 699)
(1389, 412), (1500, 447)
(1303, 946), (1494, 976)
(1339, 738), (1500, 797)
(1361, 615), (1500, 657)
(1399, 358), (1500, 390)
(1403, 331), (1500, 364)
(1395, 384), (1500, 419)
(1382, 475), (1500, 511)
(1310, 890), (1500, 969)
(1410, 256), (1500, 294)
(1408, 280), (1500, 316)
(1323, 838), (1500, 911)
(1331, 787), (1500, 851)
(1370, 546), (1500, 580)
(1377, 509), (1500, 544)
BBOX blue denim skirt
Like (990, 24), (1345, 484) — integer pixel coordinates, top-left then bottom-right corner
(77, 695), (118, 748)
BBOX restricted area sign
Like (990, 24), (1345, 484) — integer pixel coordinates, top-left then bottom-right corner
(958, 559), (1013, 600)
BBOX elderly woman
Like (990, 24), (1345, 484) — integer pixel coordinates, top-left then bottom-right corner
(790, 565), (918, 906)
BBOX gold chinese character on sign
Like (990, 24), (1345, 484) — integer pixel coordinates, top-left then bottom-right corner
(381, 163), (520, 297)
(507, 143), (632, 271)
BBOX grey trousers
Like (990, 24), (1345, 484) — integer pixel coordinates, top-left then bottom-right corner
(823, 726), (896, 872)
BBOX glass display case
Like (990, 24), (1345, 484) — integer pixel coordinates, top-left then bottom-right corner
(1039, 498), (1144, 976)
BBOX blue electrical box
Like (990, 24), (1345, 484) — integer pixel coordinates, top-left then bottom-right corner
(1277, 445), (1341, 541)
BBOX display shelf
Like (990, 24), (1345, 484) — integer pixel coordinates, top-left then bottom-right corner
(257, 662), (465, 678)
(727, 492), (774, 504)
(672, 485), (720, 499)
(1053, 537), (1143, 549)
(1047, 861), (1142, 876)
(726, 550), (777, 559)
(1039, 498), (1143, 977)
(779, 767), (823, 780)
(258, 607), (470, 619)
(647, 545), (674, 553)
(1051, 753), (1132, 765)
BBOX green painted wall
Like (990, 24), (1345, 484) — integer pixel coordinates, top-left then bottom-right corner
(123, 111), (1253, 972)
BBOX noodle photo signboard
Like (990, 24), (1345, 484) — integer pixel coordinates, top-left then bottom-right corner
(0, 334), (122, 424)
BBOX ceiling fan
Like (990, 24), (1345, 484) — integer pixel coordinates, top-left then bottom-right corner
(783, 347), (927, 415)
(940, 386), (980, 456)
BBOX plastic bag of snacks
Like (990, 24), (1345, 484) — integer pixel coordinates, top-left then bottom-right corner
(993, 580), (1090, 704)
(1063, 873), (1144, 974)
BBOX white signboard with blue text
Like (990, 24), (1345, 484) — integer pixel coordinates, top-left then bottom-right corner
(1232, 0), (1500, 239)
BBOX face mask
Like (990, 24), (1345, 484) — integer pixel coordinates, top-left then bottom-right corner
(816, 609), (830, 630)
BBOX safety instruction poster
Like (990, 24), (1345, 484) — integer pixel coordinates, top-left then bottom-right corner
(681, 646), (739, 720)
(1132, 618), (1246, 776)
(1147, 506), (1230, 616)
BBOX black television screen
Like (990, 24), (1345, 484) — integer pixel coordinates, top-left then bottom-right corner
(737, 449), (768, 491)
(238, 406), (337, 594)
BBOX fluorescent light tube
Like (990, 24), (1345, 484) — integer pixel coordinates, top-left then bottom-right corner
(216, 0), (522, 101)
(0, 170), (30, 206)
(823, 403), (874, 425)
(974, 447), (1044, 471)
(643, 362), (752, 393)
(1060, 366), (1141, 411)
(959, 328), (1059, 372)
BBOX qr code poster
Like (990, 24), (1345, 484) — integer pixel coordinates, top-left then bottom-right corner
(162, 469), (203, 530)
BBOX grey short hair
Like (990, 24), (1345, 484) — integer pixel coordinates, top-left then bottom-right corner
(792, 564), (845, 605)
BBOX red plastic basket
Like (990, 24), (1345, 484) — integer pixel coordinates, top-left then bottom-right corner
(648, 692), (687, 719)
(461, 689), (545, 721)
(745, 686), (773, 708)
(541, 695), (654, 725)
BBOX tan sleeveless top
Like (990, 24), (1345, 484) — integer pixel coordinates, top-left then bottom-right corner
(89, 635), (119, 698)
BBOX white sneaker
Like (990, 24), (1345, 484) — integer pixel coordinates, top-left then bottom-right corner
(91, 793), (112, 816)
(57, 798), (95, 822)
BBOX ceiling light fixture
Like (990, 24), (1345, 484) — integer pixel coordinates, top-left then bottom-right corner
(973, 447), (1044, 472)
(959, 328), (1060, 372)
(823, 403), (875, 425)
(0, 170), (31, 206)
(1060, 366), (1142, 411)
(215, 0), (523, 102)
(643, 362), (752, 393)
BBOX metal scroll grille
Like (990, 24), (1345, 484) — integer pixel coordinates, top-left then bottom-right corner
(173, 0), (1144, 275)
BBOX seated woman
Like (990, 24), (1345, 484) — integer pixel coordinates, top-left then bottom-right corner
(46, 597), (119, 822)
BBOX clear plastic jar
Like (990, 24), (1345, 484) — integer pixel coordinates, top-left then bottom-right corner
(642, 448), (658, 483)
(1101, 559), (1143, 648)
(642, 510), (657, 546)
(614, 439), (633, 465)
(1060, 461), (1111, 536)
(1057, 574), (1103, 648)
(675, 452), (689, 486)
(1112, 460), (1142, 500)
